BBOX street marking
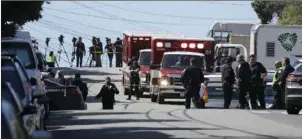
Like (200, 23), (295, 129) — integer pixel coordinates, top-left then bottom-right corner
(251, 110), (271, 114)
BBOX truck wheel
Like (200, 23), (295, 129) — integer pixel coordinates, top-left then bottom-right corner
(157, 95), (165, 104)
(151, 94), (157, 102)
(287, 106), (300, 115)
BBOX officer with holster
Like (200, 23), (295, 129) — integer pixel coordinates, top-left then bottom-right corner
(128, 59), (140, 100)
(271, 61), (284, 109)
(75, 37), (86, 67)
(221, 57), (236, 109)
(181, 58), (205, 109)
(95, 77), (119, 109)
(249, 54), (267, 109)
(114, 37), (123, 67)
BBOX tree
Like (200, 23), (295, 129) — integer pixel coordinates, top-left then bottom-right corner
(251, 0), (286, 24)
(278, 1), (302, 25)
(2, 1), (44, 37)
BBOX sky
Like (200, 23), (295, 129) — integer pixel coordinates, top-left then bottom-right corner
(23, 1), (260, 67)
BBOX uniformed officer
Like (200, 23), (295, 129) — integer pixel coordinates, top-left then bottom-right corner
(221, 57), (236, 109)
(105, 38), (114, 67)
(271, 61), (284, 109)
(128, 59), (140, 100)
(279, 57), (295, 109)
(249, 54), (267, 109)
(235, 54), (252, 109)
(47, 51), (57, 67)
(75, 37), (86, 67)
(181, 58), (205, 109)
(95, 77), (119, 109)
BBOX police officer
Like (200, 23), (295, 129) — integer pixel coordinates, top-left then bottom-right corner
(235, 54), (252, 109)
(105, 38), (114, 67)
(95, 77), (119, 109)
(47, 51), (57, 67)
(249, 54), (267, 109)
(75, 37), (86, 67)
(72, 73), (88, 101)
(114, 37), (123, 67)
(279, 57), (295, 109)
(181, 58), (205, 109)
(271, 61), (284, 109)
(128, 59), (140, 100)
(221, 57), (236, 109)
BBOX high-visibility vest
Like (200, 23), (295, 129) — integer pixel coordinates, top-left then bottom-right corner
(272, 67), (283, 84)
(202, 88), (209, 103)
(47, 56), (55, 62)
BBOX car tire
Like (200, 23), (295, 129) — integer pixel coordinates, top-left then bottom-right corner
(157, 95), (165, 104)
(151, 94), (157, 102)
(286, 106), (300, 115)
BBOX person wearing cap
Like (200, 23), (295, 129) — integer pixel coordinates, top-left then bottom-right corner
(95, 76), (119, 109)
(221, 57), (236, 109)
(270, 61), (284, 109)
(105, 38), (114, 67)
(75, 37), (86, 67)
(72, 73), (88, 101)
(249, 54), (267, 109)
(235, 54), (252, 109)
(114, 37), (123, 67)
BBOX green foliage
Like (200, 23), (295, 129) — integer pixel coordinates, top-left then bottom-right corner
(251, 0), (286, 24)
(2, 1), (44, 37)
(278, 2), (302, 25)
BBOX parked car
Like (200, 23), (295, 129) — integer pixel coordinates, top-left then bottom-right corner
(285, 64), (302, 115)
(1, 99), (52, 139)
(1, 55), (46, 132)
(2, 37), (43, 88)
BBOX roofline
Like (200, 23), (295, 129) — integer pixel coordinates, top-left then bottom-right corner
(1, 37), (32, 43)
(153, 36), (214, 41)
(210, 21), (256, 29)
(163, 51), (205, 57)
(123, 31), (176, 37)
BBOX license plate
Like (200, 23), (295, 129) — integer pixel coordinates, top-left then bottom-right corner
(180, 92), (185, 97)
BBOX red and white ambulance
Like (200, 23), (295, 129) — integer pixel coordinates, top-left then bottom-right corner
(148, 36), (215, 103)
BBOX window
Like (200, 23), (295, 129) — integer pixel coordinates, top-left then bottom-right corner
(297, 65), (302, 72)
(266, 42), (275, 57)
(162, 54), (205, 70)
(1, 68), (26, 100)
(139, 52), (151, 66)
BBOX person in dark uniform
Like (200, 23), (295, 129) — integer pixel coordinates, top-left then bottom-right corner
(235, 54), (252, 109)
(128, 59), (140, 100)
(249, 54), (267, 109)
(97, 38), (103, 67)
(114, 37), (123, 67)
(270, 61), (284, 109)
(75, 37), (86, 67)
(279, 57), (295, 109)
(105, 38), (114, 67)
(221, 57), (236, 109)
(72, 73), (88, 101)
(95, 77), (119, 109)
(181, 58), (205, 109)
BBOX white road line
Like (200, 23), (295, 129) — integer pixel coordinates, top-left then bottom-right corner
(251, 110), (271, 114)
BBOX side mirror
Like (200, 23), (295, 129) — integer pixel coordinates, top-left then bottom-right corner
(22, 105), (37, 115)
(37, 96), (50, 105)
(31, 131), (52, 139)
(150, 64), (160, 70)
(30, 78), (38, 86)
(33, 88), (46, 98)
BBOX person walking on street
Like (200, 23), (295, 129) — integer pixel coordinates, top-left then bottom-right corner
(95, 77), (119, 110)
(181, 58), (205, 109)
(75, 37), (86, 67)
(47, 51), (57, 67)
(128, 59), (140, 100)
(221, 57), (236, 109)
(271, 61), (284, 109)
(72, 73), (88, 101)
(105, 38), (114, 67)
(235, 54), (252, 109)
(114, 37), (123, 67)
(249, 54), (267, 109)
(279, 57), (295, 109)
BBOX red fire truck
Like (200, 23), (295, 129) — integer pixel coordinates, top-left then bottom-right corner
(148, 36), (215, 104)
(121, 31), (177, 95)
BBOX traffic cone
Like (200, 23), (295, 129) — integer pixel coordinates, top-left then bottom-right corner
(202, 88), (209, 103)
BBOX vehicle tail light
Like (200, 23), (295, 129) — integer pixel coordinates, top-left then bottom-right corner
(197, 43), (204, 49)
(189, 43), (196, 48)
(156, 42), (163, 47)
(287, 75), (297, 82)
(181, 43), (187, 48)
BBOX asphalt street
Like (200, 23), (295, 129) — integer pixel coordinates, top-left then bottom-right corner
(48, 67), (302, 139)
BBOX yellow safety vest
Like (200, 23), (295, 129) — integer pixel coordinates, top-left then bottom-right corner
(47, 56), (55, 62)
(272, 67), (283, 84)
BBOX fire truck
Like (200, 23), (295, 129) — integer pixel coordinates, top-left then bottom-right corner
(148, 36), (215, 104)
(121, 31), (177, 95)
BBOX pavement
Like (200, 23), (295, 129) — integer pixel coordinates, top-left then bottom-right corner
(47, 67), (302, 139)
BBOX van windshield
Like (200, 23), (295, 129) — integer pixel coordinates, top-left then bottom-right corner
(215, 47), (239, 65)
(1, 42), (36, 69)
(139, 51), (151, 66)
(162, 54), (205, 70)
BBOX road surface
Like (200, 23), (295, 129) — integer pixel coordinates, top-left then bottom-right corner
(48, 67), (302, 139)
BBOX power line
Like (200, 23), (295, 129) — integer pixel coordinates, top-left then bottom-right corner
(202, 1), (250, 6)
(95, 2), (256, 20)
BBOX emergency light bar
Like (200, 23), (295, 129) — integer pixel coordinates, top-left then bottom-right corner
(197, 43), (204, 49)
(189, 43), (196, 48)
(156, 42), (164, 47)
(156, 42), (204, 49)
(181, 43), (187, 48)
